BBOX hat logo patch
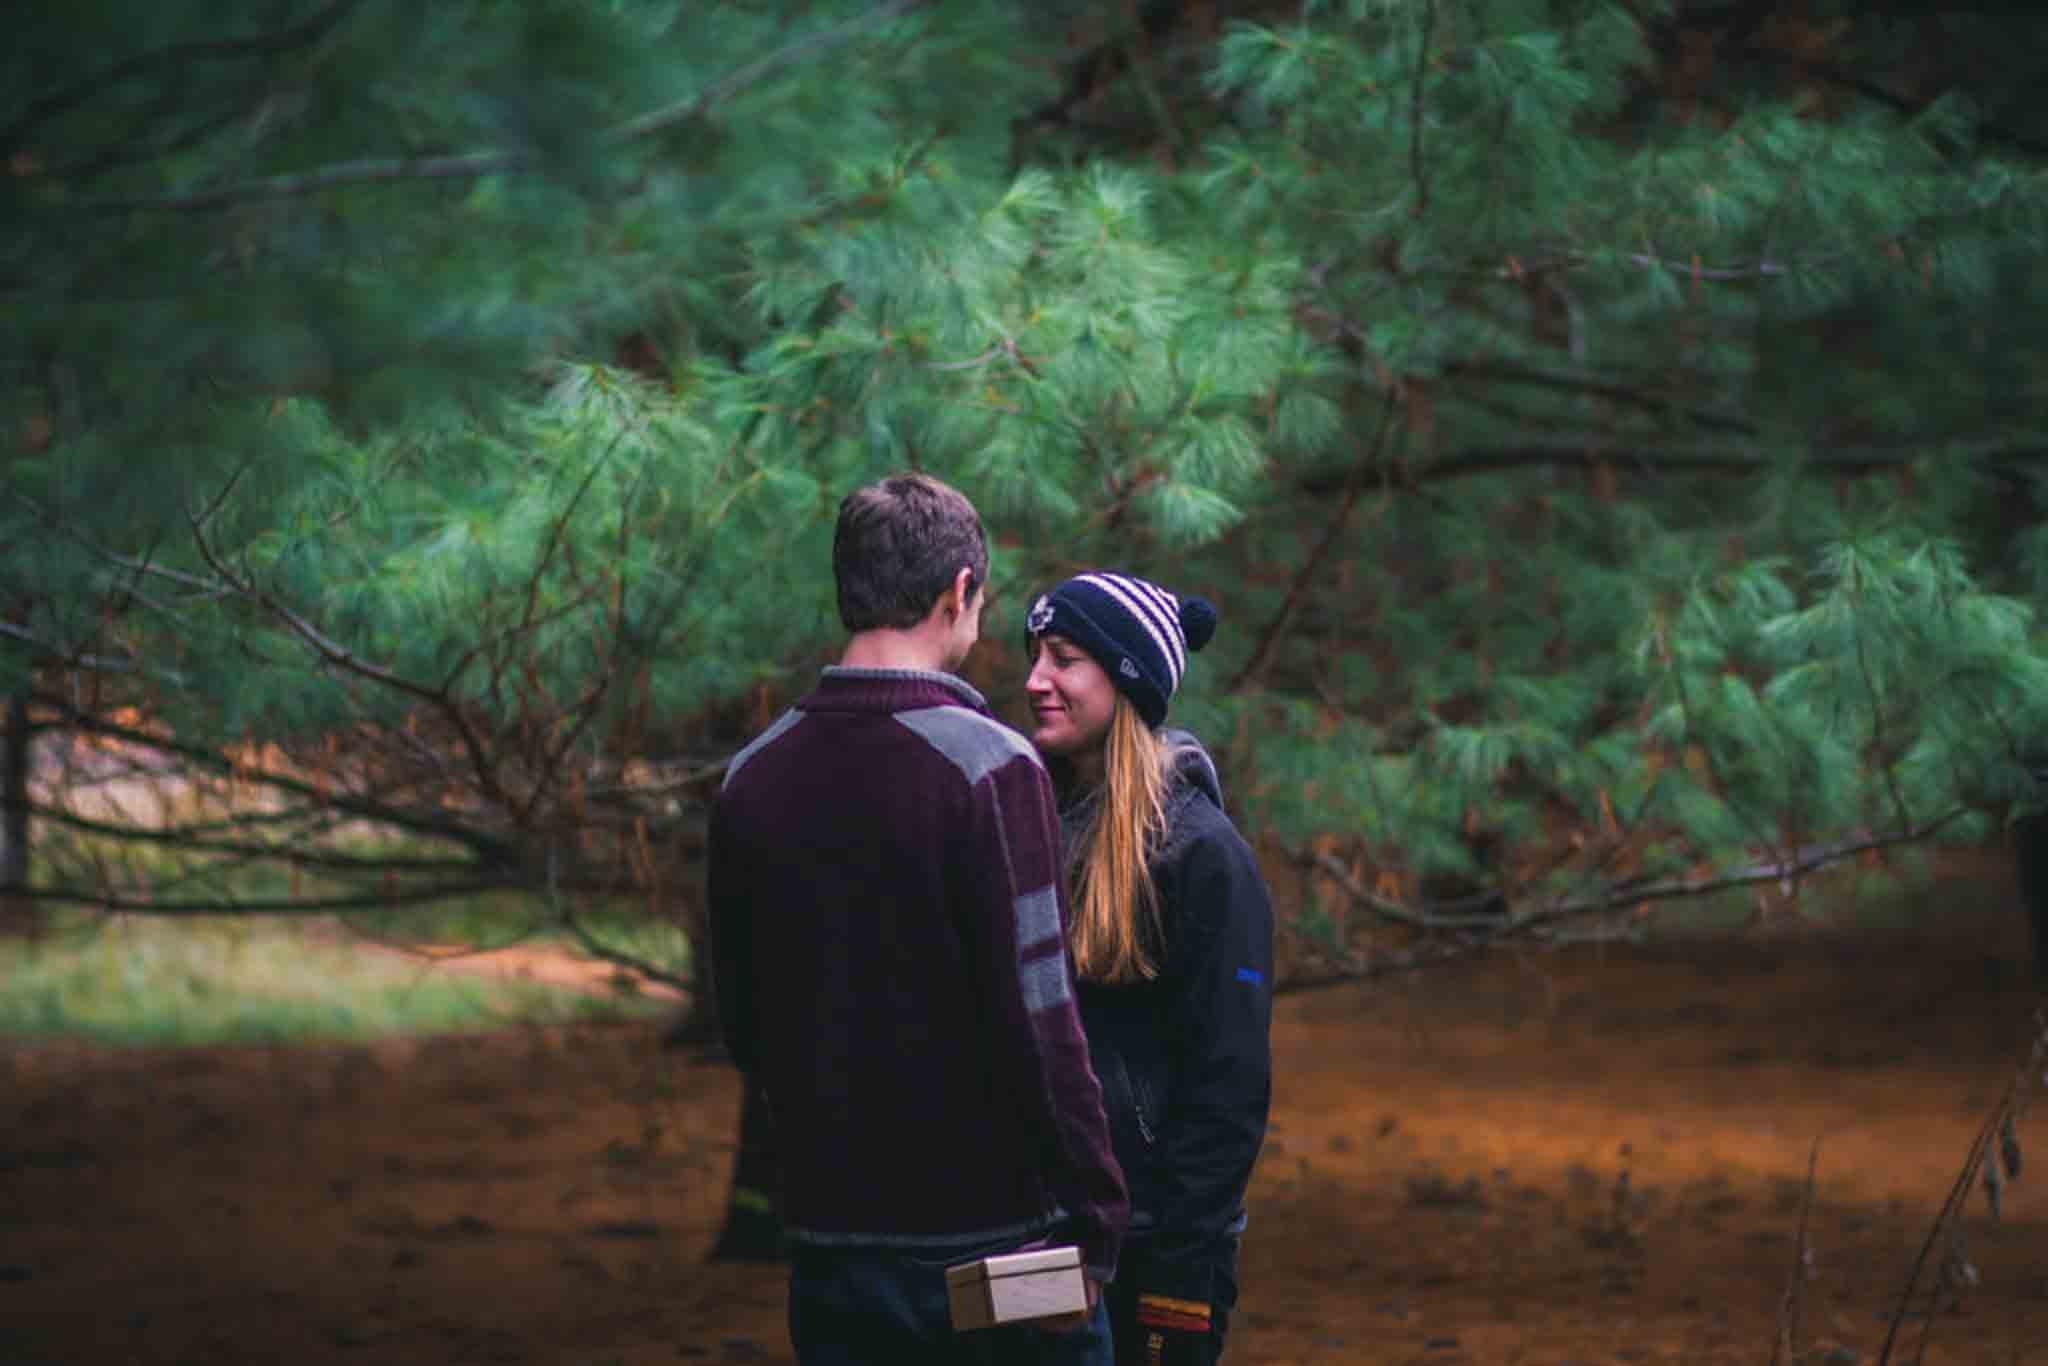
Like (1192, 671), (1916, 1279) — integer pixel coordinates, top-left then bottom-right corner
(1119, 657), (1140, 679)
(1027, 596), (1055, 634)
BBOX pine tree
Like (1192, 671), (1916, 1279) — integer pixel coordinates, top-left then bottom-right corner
(5, 0), (2047, 966)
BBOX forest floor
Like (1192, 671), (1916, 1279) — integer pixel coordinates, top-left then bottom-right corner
(6, 883), (2047, 1365)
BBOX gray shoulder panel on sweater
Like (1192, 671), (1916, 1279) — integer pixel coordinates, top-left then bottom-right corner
(721, 709), (805, 790)
(895, 706), (1043, 786)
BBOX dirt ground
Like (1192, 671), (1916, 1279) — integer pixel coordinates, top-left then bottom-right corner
(5, 900), (2047, 1365)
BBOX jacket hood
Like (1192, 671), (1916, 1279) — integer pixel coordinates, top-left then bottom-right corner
(1160, 727), (1224, 810)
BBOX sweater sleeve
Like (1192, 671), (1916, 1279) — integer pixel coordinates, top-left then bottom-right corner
(969, 752), (1130, 1280)
(1144, 813), (1275, 1306)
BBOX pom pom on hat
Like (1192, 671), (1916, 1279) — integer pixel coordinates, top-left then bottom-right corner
(1179, 595), (1218, 653)
(1024, 572), (1217, 727)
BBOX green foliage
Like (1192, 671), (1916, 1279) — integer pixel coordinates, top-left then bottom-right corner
(7, 0), (2048, 950)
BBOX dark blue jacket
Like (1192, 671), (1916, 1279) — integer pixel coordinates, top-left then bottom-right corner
(1060, 733), (1274, 1308)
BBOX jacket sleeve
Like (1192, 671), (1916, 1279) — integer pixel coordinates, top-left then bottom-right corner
(705, 791), (758, 1075)
(968, 752), (1130, 1281)
(1144, 813), (1275, 1310)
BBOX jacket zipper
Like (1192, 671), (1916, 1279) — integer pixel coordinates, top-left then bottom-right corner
(1130, 1069), (1156, 1146)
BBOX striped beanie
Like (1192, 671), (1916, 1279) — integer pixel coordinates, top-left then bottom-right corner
(1024, 572), (1218, 727)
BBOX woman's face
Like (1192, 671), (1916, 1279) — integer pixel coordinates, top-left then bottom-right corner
(1025, 634), (1117, 757)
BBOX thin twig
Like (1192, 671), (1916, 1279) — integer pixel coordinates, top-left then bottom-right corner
(1879, 1011), (2048, 1365)
(8, 880), (508, 915)
(1409, 0), (1437, 216)
(183, 508), (515, 816)
(33, 694), (518, 862)
(1305, 851), (1508, 932)
(27, 803), (483, 875)
(1305, 812), (1972, 958)
(546, 842), (689, 995)
(2, 0), (367, 153)
(1230, 388), (1399, 691)
(1773, 1138), (1821, 1366)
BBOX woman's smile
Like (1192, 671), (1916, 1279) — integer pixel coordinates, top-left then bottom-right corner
(1024, 635), (1117, 756)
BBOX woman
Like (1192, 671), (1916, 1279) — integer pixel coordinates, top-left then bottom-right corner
(1022, 572), (1275, 1366)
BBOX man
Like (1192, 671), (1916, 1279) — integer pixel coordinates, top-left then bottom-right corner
(709, 472), (1128, 1364)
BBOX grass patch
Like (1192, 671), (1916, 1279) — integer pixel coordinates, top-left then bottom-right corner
(344, 892), (692, 979)
(0, 912), (671, 1047)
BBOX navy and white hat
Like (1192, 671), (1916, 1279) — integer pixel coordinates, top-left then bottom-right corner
(1024, 572), (1218, 727)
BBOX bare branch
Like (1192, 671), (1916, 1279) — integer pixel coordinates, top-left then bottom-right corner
(1231, 389), (1399, 692)
(2, 0), (368, 153)
(1305, 811), (1972, 949)
(0, 621), (151, 676)
(8, 879), (507, 916)
(28, 803), (484, 875)
(558, 904), (690, 995)
(607, 0), (933, 144)
(1304, 850), (1513, 932)
(182, 509), (515, 816)
(33, 694), (518, 864)
(1440, 361), (1759, 436)
(1539, 811), (1971, 921)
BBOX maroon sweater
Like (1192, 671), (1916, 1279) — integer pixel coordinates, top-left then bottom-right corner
(708, 667), (1128, 1276)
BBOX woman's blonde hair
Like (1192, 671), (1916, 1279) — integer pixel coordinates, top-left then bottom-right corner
(1067, 696), (1183, 984)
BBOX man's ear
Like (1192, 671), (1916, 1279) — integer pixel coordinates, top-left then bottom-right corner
(946, 566), (975, 618)
(926, 567), (974, 626)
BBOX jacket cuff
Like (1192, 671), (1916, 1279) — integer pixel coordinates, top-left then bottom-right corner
(1135, 1293), (1212, 1335)
(1130, 1239), (1217, 1308)
(1076, 1226), (1122, 1286)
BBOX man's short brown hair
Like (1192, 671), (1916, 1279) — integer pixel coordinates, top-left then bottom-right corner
(833, 473), (990, 632)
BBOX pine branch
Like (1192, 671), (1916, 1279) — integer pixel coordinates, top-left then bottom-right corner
(1440, 362), (1759, 436)
(1, 0), (368, 154)
(1293, 442), (2048, 491)
(87, 0), (936, 213)
(1756, 53), (2048, 163)
(1230, 389), (1399, 692)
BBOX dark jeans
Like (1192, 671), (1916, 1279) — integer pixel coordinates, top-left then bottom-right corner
(1101, 1233), (1240, 1366)
(788, 1236), (1114, 1366)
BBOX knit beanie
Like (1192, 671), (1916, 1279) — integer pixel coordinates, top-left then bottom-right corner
(1024, 572), (1218, 727)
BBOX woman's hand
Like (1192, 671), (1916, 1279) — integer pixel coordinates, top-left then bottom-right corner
(1032, 1274), (1102, 1333)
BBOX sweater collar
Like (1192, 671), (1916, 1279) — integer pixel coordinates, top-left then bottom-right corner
(808, 665), (990, 713)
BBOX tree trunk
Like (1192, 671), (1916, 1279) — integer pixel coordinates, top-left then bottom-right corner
(708, 1075), (785, 1262)
(0, 691), (35, 937)
(2012, 809), (2048, 982)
